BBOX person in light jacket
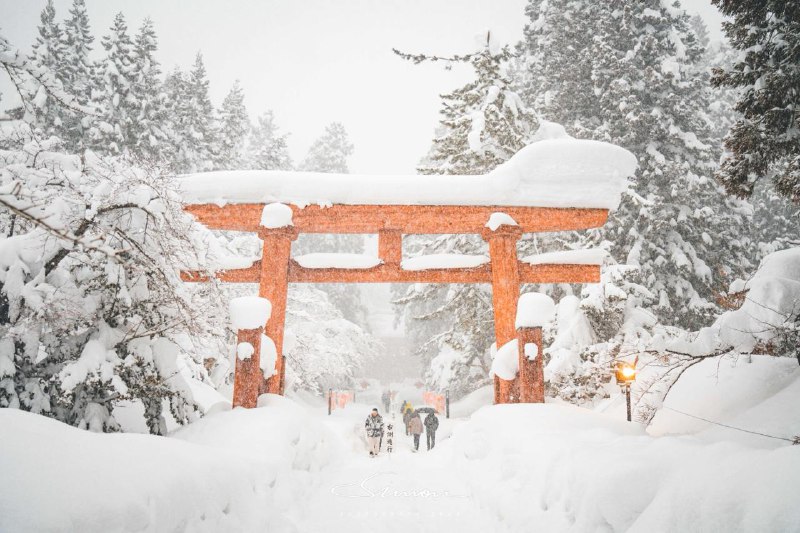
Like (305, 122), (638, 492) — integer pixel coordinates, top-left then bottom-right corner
(364, 408), (384, 457)
(407, 412), (423, 451)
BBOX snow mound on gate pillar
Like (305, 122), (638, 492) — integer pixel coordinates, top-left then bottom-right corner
(229, 296), (271, 330)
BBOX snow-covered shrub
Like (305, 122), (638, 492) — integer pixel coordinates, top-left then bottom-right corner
(632, 247), (800, 423)
(283, 285), (380, 395)
(543, 263), (657, 405)
(0, 140), (226, 433)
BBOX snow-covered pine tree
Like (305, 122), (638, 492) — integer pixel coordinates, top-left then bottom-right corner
(299, 122), (353, 173)
(711, 0), (800, 204)
(517, 0), (752, 331)
(29, 0), (66, 138)
(693, 15), (799, 267)
(215, 80), (250, 170)
(60, 0), (96, 150)
(128, 17), (171, 164)
(162, 66), (190, 172)
(162, 55), (217, 174)
(185, 53), (217, 172)
(246, 111), (292, 170)
(392, 32), (538, 397)
(293, 122), (369, 326)
(91, 12), (137, 155)
(397, 32), (537, 175)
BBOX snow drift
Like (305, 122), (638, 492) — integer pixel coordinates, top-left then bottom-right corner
(0, 395), (343, 533)
(448, 403), (800, 533)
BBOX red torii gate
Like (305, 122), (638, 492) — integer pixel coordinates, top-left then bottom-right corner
(181, 202), (608, 408)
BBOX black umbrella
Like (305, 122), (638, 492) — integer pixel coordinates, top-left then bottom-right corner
(415, 407), (437, 414)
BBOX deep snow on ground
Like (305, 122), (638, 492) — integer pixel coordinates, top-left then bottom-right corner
(1, 357), (799, 533)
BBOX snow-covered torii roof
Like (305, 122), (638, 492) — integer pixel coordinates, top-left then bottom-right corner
(179, 134), (636, 211)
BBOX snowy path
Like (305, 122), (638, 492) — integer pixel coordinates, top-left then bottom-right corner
(286, 407), (497, 533)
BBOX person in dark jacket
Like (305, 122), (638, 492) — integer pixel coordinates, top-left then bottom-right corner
(424, 412), (439, 450)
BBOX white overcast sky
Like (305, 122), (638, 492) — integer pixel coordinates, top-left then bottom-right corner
(0, 0), (725, 174)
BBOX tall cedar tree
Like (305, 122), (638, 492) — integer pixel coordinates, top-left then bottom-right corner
(711, 0), (800, 204)
(92, 13), (136, 154)
(61, 0), (95, 150)
(129, 18), (170, 164)
(247, 111), (293, 170)
(215, 80), (250, 170)
(30, 0), (66, 138)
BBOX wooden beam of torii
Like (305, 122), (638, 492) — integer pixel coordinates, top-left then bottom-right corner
(181, 202), (607, 408)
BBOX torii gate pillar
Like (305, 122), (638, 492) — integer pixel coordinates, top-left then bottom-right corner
(258, 226), (298, 396)
(517, 325), (545, 403)
(232, 326), (264, 408)
(482, 222), (523, 404)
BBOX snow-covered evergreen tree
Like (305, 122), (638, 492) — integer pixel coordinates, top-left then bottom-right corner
(517, 0), (752, 331)
(293, 122), (369, 326)
(60, 0), (95, 150)
(392, 33), (537, 396)
(29, 0), (66, 138)
(299, 122), (353, 173)
(397, 32), (537, 175)
(128, 17), (170, 164)
(246, 111), (292, 170)
(215, 80), (250, 170)
(91, 12), (136, 155)
(283, 286), (380, 394)
(711, 0), (800, 204)
(163, 54), (217, 173)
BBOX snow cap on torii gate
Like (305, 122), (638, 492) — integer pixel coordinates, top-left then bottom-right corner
(179, 123), (637, 408)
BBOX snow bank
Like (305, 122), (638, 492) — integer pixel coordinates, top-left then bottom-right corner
(259, 202), (293, 228)
(229, 296), (271, 330)
(0, 396), (344, 532)
(180, 124), (636, 210)
(521, 247), (608, 265)
(648, 355), (800, 447)
(449, 403), (800, 532)
(516, 292), (556, 329)
(401, 253), (489, 271)
(674, 247), (800, 356)
(294, 253), (382, 269)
